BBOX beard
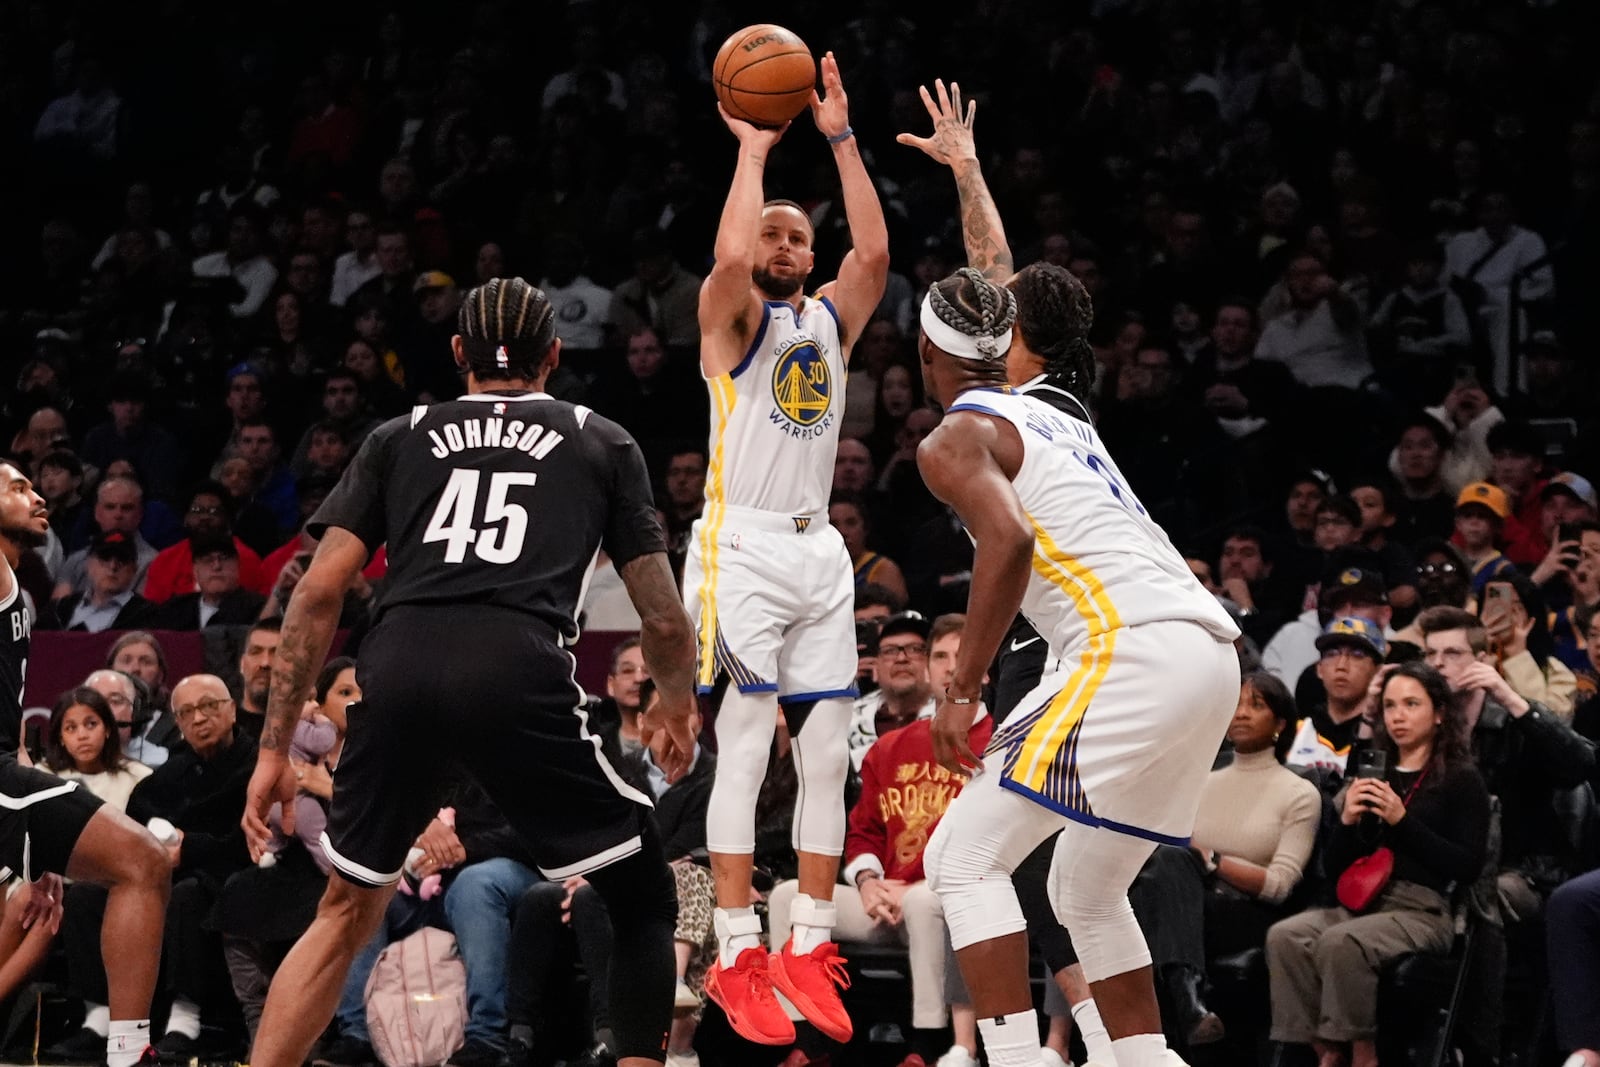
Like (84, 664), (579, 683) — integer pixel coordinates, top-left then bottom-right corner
(0, 520), (46, 550)
(753, 265), (805, 299)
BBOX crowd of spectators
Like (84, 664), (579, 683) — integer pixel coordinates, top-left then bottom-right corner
(3, 0), (1600, 1065)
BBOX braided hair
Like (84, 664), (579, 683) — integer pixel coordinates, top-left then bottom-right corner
(1008, 263), (1095, 400)
(456, 277), (558, 382)
(926, 267), (1018, 363)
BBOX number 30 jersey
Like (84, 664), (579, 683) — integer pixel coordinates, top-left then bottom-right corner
(310, 391), (665, 641)
(704, 297), (845, 518)
(945, 388), (1239, 658)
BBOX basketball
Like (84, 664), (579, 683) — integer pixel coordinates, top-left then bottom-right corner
(713, 24), (816, 128)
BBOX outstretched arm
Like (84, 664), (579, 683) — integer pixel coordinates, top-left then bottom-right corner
(897, 80), (1013, 284)
(700, 108), (789, 376)
(811, 51), (890, 345)
(916, 413), (1033, 772)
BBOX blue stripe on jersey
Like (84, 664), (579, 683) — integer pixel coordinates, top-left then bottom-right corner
(730, 303), (773, 380)
(778, 686), (860, 704)
(818, 294), (841, 333)
(947, 399), (1006, 418)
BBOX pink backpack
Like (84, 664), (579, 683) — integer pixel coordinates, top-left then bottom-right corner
(364, 927), (468, 1067)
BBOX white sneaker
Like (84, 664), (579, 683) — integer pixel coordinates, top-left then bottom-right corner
(936, 1047), (979, 1067)
(1041, 1049), (1071, 1067)
(673, 978), (700, 1010)
(665, 1052), (701, 1067)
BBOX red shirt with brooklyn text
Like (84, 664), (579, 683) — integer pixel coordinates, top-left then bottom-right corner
(845, 714), (994, 883)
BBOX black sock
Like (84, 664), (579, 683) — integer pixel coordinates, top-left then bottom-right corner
(912, 1027), (951, 1059)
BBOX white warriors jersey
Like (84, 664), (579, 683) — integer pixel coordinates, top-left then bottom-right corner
(946, 388), (1240, 656)
(704, 296), (845, 517)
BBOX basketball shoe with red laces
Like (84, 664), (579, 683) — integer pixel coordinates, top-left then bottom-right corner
(768, 938), (853, 1043)
(703, 946), (796, 1045)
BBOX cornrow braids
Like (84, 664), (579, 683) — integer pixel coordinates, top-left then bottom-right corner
(457, 277), (558, 381)
(927, 267), (1018, 361)
(1009, 263), (1096, 399)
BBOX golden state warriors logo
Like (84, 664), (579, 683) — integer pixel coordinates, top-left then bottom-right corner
(772, 340), (831, 428)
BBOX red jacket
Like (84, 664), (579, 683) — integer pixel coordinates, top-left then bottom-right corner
(844, 713), (994, 884)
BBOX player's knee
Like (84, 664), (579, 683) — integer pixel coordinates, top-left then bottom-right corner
(924, 831), (1025, 950)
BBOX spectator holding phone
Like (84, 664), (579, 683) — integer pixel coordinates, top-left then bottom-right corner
(1267, 661), (1490, 1067)
(1532, 476), (1598, 608)
(1478, 571), (1579, 720)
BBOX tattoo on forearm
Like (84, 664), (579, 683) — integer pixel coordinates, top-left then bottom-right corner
(620, 553), (697, 697)
(261, 587), (336, 752)
(954, 165), (1012, 282)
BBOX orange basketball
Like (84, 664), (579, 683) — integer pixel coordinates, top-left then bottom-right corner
(712, 24), (816, 128)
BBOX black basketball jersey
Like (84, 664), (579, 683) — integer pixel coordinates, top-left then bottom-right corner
(0, 560), (31, 755)
(992, 375), (1094, 723)
(309, 391), (665, 640)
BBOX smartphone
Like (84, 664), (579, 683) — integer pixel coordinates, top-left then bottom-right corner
(1483, 581), (1512, 607)
(1353, 748), (1388, 780)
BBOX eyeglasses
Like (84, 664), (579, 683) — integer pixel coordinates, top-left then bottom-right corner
(102, 693), (132, 709)
(1425, 647), (1473, 662)
(878, 643), (929, 661)
(1418, 562), (1458, 576)
(174, 695), (232, 722)
(189, 504), (225, 516)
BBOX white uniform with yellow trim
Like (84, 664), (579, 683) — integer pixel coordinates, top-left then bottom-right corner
(946, 386), (1241, 844)
(682, 296), (857, 703)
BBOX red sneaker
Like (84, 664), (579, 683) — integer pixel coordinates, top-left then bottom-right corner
(768, 939), (853, 1043)
(703, 946), (796, 1045)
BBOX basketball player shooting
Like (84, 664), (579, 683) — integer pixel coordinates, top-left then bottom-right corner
(690, 51), (890, 1046)
(913, 269), (1241, 1067)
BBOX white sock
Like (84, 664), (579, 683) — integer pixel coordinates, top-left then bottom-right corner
(714, 906), (763, 968)
(788, 893), (836, 955)
(1071, 998), (1116, 1065)
(165, 996), (201, 1039)
(978, 1009), (1042, 1066)
(83, 1003), (110, 1037)
(1109, 1033), (1169, 1067)
(107, 1020), (150, 1067)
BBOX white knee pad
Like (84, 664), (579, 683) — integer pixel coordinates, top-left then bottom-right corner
(1048, 822), (1156, 983)
(705, 689), (778, 854)
(789, 696), (852, 856)
(925, 815), (1028, 951)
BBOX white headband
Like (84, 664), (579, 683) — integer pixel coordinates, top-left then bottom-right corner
(920, 292), (1012, 361)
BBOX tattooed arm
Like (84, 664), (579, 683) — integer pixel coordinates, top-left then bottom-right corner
(242, 526), (366, 858)
(896, 79), (1014, 283)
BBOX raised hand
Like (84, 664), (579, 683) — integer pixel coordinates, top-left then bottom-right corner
(895, 79), (979, 166)
(809, 51), (851, 140)
(717, 103), (789, 150)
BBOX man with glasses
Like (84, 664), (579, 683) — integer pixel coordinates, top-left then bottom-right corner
(1415, 605), (1596, 1063)
(329, 209), (380, 307)
(1283, 616), (1386, 777)
(2, 458), (170, 1067)
(84, 668), (169, 768)
(141, 481), (268, 602)
(847, 611), (938, 771)
(53, 529), (159, 632)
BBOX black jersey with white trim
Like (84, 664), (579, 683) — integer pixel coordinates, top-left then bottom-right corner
(309, 391), (665, 641)
(0, 558), (31, 755)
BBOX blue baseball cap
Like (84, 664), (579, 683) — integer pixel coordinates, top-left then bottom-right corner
(1315, 616), (1387, 659)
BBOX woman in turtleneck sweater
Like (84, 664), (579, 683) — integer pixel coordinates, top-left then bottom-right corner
(1128, 670), (1322, 1046)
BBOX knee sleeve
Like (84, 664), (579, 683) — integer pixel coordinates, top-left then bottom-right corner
(1047, 822), (1156, 983)
(789, 696), (852, 856)
(925, 815), (1027, 951)
(705, 688), (777, 854)
(585, 823), (677, 1061)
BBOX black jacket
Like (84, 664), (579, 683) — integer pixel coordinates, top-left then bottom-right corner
(152, 588), (268, 630)
(49, 591), (160, 632)
(127, 727), (257, 885)
(1470, 696), (1596, 872)
(619, 747), (717, 861)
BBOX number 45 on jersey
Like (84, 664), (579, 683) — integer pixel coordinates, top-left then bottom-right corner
(424, 469), (538, 564)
